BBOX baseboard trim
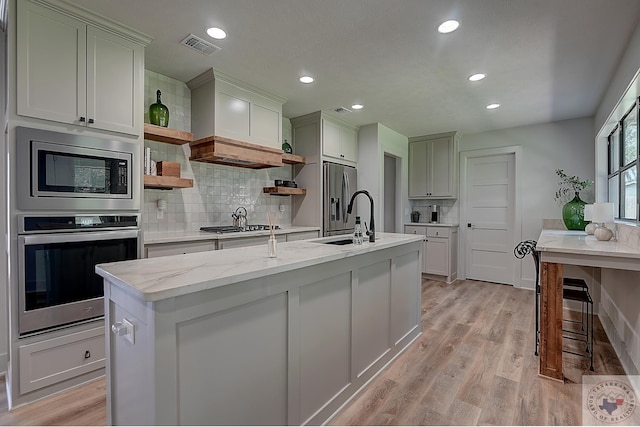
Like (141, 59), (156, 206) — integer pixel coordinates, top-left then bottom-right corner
(599, 288), (640, 375)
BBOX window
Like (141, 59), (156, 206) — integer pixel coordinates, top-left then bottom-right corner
(608, 100), (639, 220)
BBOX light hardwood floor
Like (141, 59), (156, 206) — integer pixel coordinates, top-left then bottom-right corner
(0, 279), (625, 426)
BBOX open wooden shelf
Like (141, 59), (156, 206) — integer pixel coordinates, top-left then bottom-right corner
(144, 175), (193, 189)
(263, 186), (306, 196)
(144, 123), (193, 145)
(281, 153), (306, 165)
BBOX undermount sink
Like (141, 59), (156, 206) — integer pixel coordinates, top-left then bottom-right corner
(319, 238), (354, 245)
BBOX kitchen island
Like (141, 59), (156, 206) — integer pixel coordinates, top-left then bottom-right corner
(96, 232), (423, 425)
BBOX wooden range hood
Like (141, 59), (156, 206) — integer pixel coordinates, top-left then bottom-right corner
(189, 135), (283, 169)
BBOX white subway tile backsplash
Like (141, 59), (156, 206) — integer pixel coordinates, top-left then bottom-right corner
(409, 199), (459, 224)
(144, 70), (292, 233)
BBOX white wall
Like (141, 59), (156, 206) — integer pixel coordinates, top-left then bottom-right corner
(460, 117), (595, 238)
(593, 18), (640, 376)
(358, 123), (409, 233)
(459, 117), (596, 287)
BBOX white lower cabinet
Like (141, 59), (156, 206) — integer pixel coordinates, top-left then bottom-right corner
(404, 225), (458, 283)
(218, 236), (269, 249)
(18, 326), (105, 394)
(146, 241), (215, 258)
(145, 230), (321, 257)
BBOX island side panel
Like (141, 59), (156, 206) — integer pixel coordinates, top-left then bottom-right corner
(539, 261), (564, 381)
(391, 251), (422, 345)
(177, 293), (288, 426)
(353, 260), (392, 377)
(298, 272), (352, 424)
(106, 283), (165, 425)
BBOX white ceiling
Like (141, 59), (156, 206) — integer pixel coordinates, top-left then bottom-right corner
(68, 0), (640, 137)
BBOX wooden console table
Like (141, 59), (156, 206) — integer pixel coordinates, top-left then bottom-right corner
(536, 229), (640, 381)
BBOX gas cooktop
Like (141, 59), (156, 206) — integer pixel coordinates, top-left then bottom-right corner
(200, 225), (281, 234)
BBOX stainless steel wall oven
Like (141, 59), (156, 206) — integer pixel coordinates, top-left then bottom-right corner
(17, 214), (139, 336)
(16, 126), (139, 211)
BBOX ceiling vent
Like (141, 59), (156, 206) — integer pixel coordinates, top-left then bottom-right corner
(180, 34), (221, 55)
(332, 106), (352, 114)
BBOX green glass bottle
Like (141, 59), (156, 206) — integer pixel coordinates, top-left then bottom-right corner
(149, 90), (169, 127)
(562, 192), (588, 230)
(282, 139), (292, 154)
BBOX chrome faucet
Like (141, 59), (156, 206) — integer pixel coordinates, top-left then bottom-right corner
(347, 190), (375, 242)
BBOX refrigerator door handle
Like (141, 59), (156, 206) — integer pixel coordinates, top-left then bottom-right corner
(342, 171), (350, 223)
(330, 197), (337, 220)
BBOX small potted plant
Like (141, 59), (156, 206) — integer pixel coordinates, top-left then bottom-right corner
(554, 169), (592, 230)
(410, 210), (421, 223)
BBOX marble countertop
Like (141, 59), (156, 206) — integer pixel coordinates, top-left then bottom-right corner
(536, 229), (640, 259)
(404, 222), (459, 227)
(97, 232), (423, 302)
(144, 226), (321, 245)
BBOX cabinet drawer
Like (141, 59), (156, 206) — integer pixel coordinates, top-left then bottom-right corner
(146, 241), (215, 258)
(426, 227), (450, 239)
(19, 327), (105, 394)
(404, 225), (427, 236)
(218, 236), (270, 250)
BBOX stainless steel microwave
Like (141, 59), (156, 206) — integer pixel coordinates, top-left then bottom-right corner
(17, 127), (139, 211)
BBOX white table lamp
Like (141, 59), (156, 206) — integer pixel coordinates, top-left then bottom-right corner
(583, 204), (597, 235)
(592, 202), (614, 241)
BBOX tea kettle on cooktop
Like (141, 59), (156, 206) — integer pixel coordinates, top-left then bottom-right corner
(232, 206), (247, 228)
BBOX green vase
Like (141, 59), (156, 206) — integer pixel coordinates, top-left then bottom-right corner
(562, 192), (588, 230)
(149, 90), (169, 127)
(282, 139), (292, 154)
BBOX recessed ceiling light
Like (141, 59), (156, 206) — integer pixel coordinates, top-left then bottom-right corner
(205, 27), (227, 40)
(438, 20), (459, 34)
(351, 104), (363, 110)
(299, 76), (314, 84)
(468, 73), (486, 82)
(486, 103), (500, 109)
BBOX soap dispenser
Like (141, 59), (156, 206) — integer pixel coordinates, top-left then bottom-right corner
(353, 216), (364, 245)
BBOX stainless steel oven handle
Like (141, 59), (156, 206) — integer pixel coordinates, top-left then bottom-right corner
(21, 229), (139, 245)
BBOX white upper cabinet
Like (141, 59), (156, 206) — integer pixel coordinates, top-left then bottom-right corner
(188, 69), (286, 149)
(17, 0), (148, 136)
(408, 131), (458, 199)
(322, 117), (358, 164)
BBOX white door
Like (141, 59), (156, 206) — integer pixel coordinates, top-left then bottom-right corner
(462, 152), (517, 284)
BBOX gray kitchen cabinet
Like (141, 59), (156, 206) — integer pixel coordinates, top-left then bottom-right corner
(291, 111), (359, 167)
(145, 241), (215, 258)
(404, 225), (458, 283)
(188, 69), (285, 149)
(408, 132), (458, 199)
(217, 235), (269, 250)
(17, 0), (148, 136)
(18, 326), (105, 395)
(322, 117), (359, 163)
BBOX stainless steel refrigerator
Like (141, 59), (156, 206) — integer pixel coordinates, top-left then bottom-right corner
(323, 162), (357, 236)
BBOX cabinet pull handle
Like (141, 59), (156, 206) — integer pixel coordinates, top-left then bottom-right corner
(79, 116), (86, 122)
(88, 118), (95, 124)
(84, 350), (91, 359)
